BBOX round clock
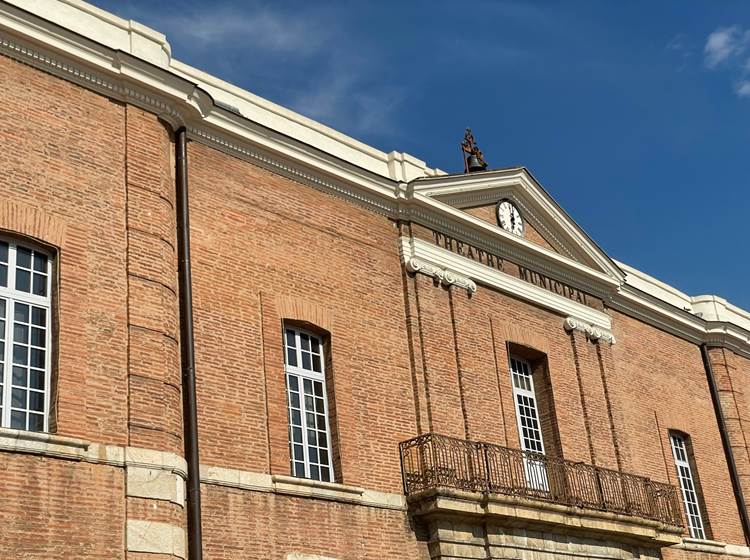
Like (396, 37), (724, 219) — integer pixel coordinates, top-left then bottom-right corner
(496, 199), (524, 236)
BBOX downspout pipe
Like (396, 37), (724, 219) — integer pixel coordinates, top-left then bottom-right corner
(176, 127), (204, 560)
(702, 343), (750, 546)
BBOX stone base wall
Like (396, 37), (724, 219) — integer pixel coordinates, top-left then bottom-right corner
(424, 518), (662, 560)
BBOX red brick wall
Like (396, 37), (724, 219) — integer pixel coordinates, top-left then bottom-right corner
(0, 453), (124, 559)
(609, 309), (745, 543)
(201, 485), (428, 560)
(186, 141), (419, 492)
(0, 53), (130, 445)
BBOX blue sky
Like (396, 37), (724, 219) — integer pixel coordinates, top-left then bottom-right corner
(93, 0), (750, 309)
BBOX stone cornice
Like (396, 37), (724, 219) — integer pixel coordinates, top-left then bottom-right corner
(408, 488), (682, 547)
(1, 0), (750, 358)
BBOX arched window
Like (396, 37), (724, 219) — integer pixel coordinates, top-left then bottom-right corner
(670, 432), (709, 539)
(283, 324), (334, 482)
(0, 238), (52, 432)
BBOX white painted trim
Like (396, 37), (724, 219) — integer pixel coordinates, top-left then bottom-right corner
(401, 237), (613, 332)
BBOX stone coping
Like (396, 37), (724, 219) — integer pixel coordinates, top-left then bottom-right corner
(199, 465), (405, 510)
(407, 487), (683, 547)
(674, 538), (750, 557)
(0, 427), (187, 476)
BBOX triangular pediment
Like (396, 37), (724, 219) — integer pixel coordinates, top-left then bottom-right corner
(410, 167), (624, 283)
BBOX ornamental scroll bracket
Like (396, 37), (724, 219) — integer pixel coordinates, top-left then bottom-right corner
(564, 316), (616, 345)
(406, 257), (477, 294)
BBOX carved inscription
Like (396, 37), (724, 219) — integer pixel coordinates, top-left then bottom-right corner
(518, 267), (589, 305)
(433, 232), (504, 271)
(431, 230), (591, 306)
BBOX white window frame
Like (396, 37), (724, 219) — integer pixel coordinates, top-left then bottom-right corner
(283, 325), (335, 482)
(509, 355), (548, 491)
(0, 238), (53, 432)
(670, 433), (706, 539)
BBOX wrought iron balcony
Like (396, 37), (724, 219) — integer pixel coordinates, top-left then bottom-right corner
(399, 433), (683, 528)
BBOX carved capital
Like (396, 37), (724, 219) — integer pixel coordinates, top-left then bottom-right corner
(564, 316), (615, 344)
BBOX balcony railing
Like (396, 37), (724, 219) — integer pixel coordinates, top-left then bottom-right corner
(399, 433), (683, 528)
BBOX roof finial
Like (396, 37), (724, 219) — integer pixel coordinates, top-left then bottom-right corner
(461, 128), (488, 173)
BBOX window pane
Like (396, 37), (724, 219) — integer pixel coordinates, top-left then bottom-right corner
(285, 329), (296, 349)
(29, 391), (44, 412)
(294, 462), (305, 477)
(312, 355), (321, 372)
(0, 264), (6, 288)
(28, 413), (44, 432)
(12, 366), (26, 386)
(14, 303), (29, 323)
(13, 324), (28, 344)
(33, 253), (47, 273)
(31, 327), (44, 347)
(300, 333), (310, 351)
(0, 241), (7, 262)
(30, 349), (44, 369)
(293, 444), (304, 461)
(286, 348), (299, 368)
(311, 337), (320, 353)
(29, 370), (44, 390)
(310, 465), (319, 480)
(31, 307), (45, 328)
(13, 345), (27, 365)
(301, 352), (311, 370)
(16, 247), (31, 269)
(32, 275), (46, 297)
(10, 410), (26, 429)
(287, 375), (298, 391)
(292, 426), (302, 443)
(289, 392), (300, 408)
(15, 270), (30, 292)
(11, 388), (26, 408)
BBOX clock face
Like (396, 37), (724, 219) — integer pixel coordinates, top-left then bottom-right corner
(496, 200), (524, 236)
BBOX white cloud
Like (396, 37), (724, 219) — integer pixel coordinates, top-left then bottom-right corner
(704, 26), (750, 68)
(736, 81), (750, 97)
(703, 26), (750, 99)
(144, 2), (404, 139)
(150, 6), (329, 54)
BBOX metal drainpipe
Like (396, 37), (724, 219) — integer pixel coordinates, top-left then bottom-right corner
(176, 127), (204, 559)
(701, 343), (750, 545)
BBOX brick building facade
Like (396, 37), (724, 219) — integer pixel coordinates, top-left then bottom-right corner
(1, 2), (750, 559)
